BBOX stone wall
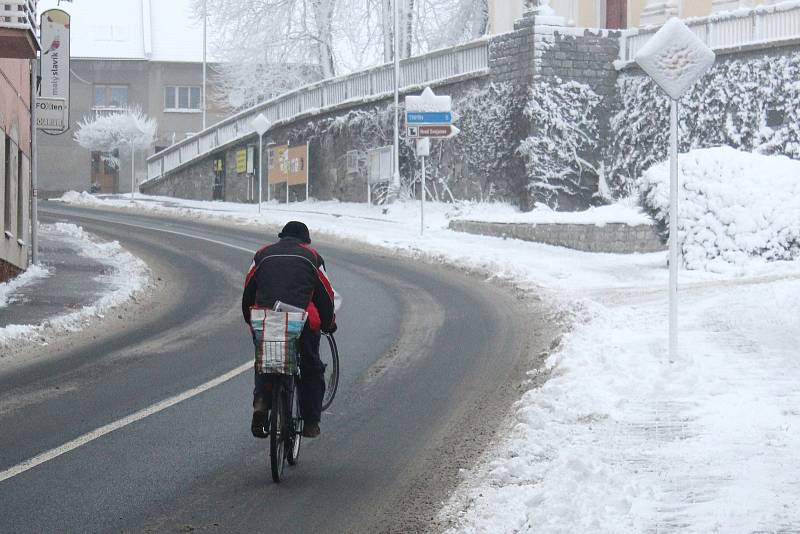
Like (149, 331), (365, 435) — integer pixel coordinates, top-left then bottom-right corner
(448, 219), (665, 254)
(143, 17), (624, 209)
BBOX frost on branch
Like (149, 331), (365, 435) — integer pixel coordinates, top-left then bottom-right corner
(519, 79), (601, 209)
(73, 108), (157, 168)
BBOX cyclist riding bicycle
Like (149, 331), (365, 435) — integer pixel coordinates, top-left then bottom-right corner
(242, 221), (337, 439)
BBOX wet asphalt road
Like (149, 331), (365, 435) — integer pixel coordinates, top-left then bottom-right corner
(0, 203), (530, 533)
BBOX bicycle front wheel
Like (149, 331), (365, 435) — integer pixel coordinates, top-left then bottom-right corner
(320, 333), (340, 411)
(269, 379), (286, 482)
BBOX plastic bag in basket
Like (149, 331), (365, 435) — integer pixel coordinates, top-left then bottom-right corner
(251, 307), (307, 374)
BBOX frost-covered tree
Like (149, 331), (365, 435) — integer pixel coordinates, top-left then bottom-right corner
(74, 108), (157, 163)
(196, 0), (489, 110)
(74, 108), (157, 196)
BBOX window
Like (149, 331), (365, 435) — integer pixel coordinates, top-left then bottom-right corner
(605, 0), (627, 29)
(164, 86), (202, 111)
(93, 85), (128, 109)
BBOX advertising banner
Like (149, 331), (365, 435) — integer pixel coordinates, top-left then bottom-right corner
(267, 144), (308, 185)
(39, 9), (71, 132)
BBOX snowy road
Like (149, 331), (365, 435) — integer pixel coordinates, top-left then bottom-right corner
(0, 203), (555, 533)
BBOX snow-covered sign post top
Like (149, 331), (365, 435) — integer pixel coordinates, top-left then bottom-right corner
(405, 87), (459, 235)
(634, 18), (715, 363)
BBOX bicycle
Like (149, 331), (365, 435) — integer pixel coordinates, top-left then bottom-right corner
(253, 307), (340, 483)
(264, 332), (339, 482)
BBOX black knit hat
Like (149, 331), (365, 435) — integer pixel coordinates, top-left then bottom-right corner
(278, 221), (311, 244)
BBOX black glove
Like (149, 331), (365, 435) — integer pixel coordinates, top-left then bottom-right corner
(323, 322), (338, 334)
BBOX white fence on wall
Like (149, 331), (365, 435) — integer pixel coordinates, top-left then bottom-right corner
(619, 1), (800, 65)
(146, 39), (489, 182)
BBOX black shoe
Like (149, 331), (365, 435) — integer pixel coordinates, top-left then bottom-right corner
(251, 410), (268, 438)
(302, 421), (320, 438)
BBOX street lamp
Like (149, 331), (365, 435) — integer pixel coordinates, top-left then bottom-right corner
(392, 0), (401, 203)
(202, 0), (207, 130)
(251, 113), (271, 214)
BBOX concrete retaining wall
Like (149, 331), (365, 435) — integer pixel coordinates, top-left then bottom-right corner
(448, 219), (665, 254)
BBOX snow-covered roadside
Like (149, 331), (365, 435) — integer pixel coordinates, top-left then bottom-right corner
(0, 223), (150, 348)
(57, 186), (800, 531)
(0, 264), (50, 308)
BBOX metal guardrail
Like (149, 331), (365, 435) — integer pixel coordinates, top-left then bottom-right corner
(146, 39), (489, 182)
(619, 1), (800, 65)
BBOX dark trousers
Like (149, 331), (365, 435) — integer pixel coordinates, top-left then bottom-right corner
(254, 324), (326, 423)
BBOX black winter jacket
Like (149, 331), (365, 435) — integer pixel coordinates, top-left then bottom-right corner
(241, 237), (336, 332)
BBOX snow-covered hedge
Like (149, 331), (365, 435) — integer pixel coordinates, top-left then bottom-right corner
(612, 52), (800, 196)
(639, 147), (800, 271)
(520, 79), (601, 208)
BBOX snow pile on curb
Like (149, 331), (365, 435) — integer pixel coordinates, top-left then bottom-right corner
(59, 190), (105, 205)
(639, 147), (800, 272)
(0, 223), (150, 347)
(0, 264), (50, 308)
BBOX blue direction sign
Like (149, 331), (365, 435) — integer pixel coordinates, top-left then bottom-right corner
(405, 112), (452, 125)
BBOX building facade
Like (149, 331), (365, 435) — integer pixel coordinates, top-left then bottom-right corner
(488, 0), (785, 31)
(0, 1), (37, 279)
(36, 0), (225, 196)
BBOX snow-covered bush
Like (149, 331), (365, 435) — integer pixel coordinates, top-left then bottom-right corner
(611, 52), (800, 196)
(638, 146), (800, 271)
(519, 79), (601, 209)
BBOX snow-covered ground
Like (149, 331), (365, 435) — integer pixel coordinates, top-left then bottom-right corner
(0, 223), (150, 348)
(57, 148), (800, 531)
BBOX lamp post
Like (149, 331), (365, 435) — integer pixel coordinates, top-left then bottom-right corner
(202, 0), (207, 130)
(251, 113), (271, 214)
(392, 0), (401, 203)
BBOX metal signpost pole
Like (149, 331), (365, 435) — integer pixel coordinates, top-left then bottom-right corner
(420, 156), (425, 235)
(633, 18), (714, 364)
(669, 99), (679, 361)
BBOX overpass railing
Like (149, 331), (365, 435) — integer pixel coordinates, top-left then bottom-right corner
(618, 1), (800, 66)
(146, 39), (489, 182)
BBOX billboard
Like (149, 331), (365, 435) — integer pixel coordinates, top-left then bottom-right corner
(267, 144), (308, 185)
(368, 146), (393, 184)
(39, 9), (71, 132)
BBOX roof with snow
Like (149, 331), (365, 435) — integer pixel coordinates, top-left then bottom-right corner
(37, 0), (214, 63)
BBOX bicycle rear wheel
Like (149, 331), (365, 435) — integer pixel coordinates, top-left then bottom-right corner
(286, 375), (302, 466)
(320, 333), (340, 411)
(269, 379), (286, 482)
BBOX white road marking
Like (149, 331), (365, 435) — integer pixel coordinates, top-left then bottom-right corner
(0, 362), (251, 483)
(2, 211), (259, 484)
